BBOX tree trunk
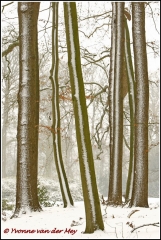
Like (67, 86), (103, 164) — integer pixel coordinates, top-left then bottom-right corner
(108, 2), (116, 203)
(108, 2), (124, 205)
(12, 2), (41, 217)
(124, 17), (136, 201)
(50, 2), (74, 207)
(64, 2), (104, 233)
(130, 3), (149, 207)
(2, 79), (9, 178)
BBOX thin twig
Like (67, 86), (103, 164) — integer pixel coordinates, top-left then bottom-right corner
(147, 3), (159, 34)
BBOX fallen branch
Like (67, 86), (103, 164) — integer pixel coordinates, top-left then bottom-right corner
(127, 209), (139, 218)
(131, 222), (159, 233)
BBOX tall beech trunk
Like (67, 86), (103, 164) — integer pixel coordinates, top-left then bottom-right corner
(108, 2), (116, 203)
(130, 2), (149, 208)
(64, 2), (104, 233)
(12, 2), (41, 217)
(108, 2), (124, 205)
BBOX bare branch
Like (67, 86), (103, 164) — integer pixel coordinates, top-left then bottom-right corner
(84, 54), (110, 64)
(2, 41), (19, 57)
(80, 23), (110, 38)
(80, 11), (111, 21)
(84, 81), (107, 91)
(86, 85), (108, 107)
(38, 26), (52, 33)
(40, 87), (52, 92)
(43, 2), (52, 30)
(131, 222), (159, 233)
(147, 3), (159, 34)
(1, 2), (14, 12)
(39, 6), (52, 12)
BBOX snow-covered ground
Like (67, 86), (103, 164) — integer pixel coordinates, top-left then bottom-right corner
(1, 198), (160, 239)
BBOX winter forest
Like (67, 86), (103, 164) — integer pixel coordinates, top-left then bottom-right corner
(1, 1), (160, 239)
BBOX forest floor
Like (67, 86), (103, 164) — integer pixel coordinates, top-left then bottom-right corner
(1, 198), (160, 239)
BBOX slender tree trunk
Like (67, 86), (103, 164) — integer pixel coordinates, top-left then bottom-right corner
(64, 2), (104, 233)
(108, 2), (124, 205)
(2, 116), (7, 178)
(12, 2), (41, 217)
(31, 1), (41, 210)
(130, 3), (149, 207)
(50, 2), (74, 207)
(2, 80), (9, 178)
(108, 2), (116, 203)
(124, 17), (136, 201)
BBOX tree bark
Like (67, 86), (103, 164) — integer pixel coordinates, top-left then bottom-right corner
(130, 2), (149, 208)
(64, 2), (104, 233)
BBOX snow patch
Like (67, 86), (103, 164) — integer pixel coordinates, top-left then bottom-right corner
(1, 199), (160, 239)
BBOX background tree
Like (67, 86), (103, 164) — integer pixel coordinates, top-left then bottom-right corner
(2, 26), (19, 177)
(12, 2), (41, 217)
(130, 2), (149, 208)
(2, 57), (12, 178)
(64, 2), (104, 233)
